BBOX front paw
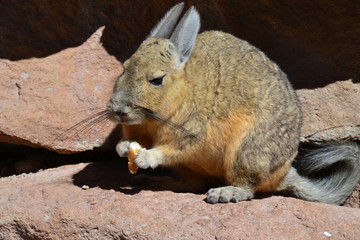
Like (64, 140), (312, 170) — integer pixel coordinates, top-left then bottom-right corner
(115, 140), (130, 157)
(135, 149), (163, 169)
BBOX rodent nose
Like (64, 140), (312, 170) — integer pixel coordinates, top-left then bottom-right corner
(111, 104), (132, 118)
(118, 105), (131, 114)
(107, 99), (129, 120)
(108, 99), (128, 113)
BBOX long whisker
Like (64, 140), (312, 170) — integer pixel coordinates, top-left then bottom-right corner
(143, 108), (201, 141)
(57, 97), (220, 153)
(65, 106), (107, 118)
(56, 110), (108, 141)
(66, 113), (109, 141)
(76, 114), (110, 139)
(94, 115), (113, 134)
(132, 103), (221, 153)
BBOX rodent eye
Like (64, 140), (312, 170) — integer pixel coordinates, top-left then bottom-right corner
(149, 76), (164, 86)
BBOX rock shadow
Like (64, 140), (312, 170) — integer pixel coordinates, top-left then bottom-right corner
(72, 159), (138, 195)
(71, 157), (180, 195)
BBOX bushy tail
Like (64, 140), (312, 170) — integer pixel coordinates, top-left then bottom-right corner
(281, 142), (360, 205)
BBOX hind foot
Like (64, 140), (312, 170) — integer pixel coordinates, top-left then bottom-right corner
(206, 186), (254, 204)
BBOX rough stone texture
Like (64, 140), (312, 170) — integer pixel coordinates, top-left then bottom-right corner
(345, 183), (360, 208)
(1, 161), (360, 240)
(0, 26), (120, 153)
(0, 0), (359, 152)
(298, 80), (360, 140)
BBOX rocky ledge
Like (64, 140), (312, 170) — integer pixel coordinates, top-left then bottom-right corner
(1, 161), (360, 240)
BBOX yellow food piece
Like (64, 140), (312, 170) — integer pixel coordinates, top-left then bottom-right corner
(127, 142), (142, 174)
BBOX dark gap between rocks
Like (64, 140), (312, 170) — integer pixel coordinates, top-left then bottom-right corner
(0, 142), (175, 183)
(0, 142), (118, 177)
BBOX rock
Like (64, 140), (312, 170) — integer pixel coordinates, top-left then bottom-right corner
(345, 183), (360, 208)
(298, 80), (360, 140)
(0, 26), (121, 153)
(0, 1), (359, 152)
(1, 161), (360, 240)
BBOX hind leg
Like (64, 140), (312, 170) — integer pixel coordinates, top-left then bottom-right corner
(206, 185), (254, 203)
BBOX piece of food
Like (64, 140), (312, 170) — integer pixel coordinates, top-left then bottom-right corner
(127, 142), (142, 174)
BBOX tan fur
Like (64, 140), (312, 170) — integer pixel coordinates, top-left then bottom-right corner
(255, 159), (292, 192)
(108, 6), (302, 202)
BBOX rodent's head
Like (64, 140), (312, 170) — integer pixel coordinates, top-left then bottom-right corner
(108, 3), (200, 125)
(108, 38), (184, 125)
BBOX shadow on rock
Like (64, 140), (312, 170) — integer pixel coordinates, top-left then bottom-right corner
(72, 158), (179, 195)
(71, 157), (281, 203)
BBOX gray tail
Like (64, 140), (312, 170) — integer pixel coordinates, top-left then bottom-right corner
(281, 142), (360, 205)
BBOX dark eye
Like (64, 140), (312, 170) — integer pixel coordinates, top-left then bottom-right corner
(149, 76), (164, 86)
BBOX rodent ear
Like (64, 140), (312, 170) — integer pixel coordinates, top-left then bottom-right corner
(148, 2), (185, 39)
(170, 6), (200, 66)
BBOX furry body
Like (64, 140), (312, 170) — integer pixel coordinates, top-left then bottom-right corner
(108, 4), (360, 204)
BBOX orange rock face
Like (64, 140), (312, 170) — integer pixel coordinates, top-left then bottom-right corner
(0, 27), (121, 153)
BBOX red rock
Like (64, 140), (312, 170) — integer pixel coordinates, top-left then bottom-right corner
(345, 183), (360, 208)
(1, 161), (359, 240)
(0, 27), (120, 153)
(298, 80), (360, 139)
